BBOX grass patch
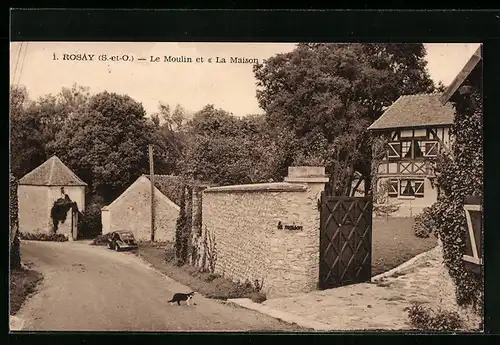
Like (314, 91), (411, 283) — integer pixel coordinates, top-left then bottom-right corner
(10, 266), (43, 315)
(372, 217), (437, 277)
(136, 243), (266, 303)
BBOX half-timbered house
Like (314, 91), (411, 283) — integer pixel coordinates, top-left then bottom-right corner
(367, 93), (456, 217)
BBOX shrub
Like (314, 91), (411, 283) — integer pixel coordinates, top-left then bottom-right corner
(20, 232), (68, 242)
(407, 303), (463, 331)
(413, 205), (438, 238)
(90, 233), (111, 245)
(79, 201), (103, 239)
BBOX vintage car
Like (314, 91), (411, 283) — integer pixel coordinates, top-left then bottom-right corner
(107, 230), (138, 251)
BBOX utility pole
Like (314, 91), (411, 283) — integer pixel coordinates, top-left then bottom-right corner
(148, 145), (155, 242)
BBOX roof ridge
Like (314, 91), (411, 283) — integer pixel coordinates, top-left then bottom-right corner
(400, 92), (442, 98)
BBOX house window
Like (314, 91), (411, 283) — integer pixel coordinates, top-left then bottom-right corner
(401, 141), (412, 159)
(414, 140), (424, 158)
(399, 179), (425, 198)
(388, 142), (401, 158)
(388, 179), (398, 197)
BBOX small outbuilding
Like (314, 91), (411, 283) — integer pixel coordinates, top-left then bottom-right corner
(18, 155), (87, 240)
(101, 175), (184, 242)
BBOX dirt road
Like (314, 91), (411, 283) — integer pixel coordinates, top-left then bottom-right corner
(14, 241), (303, 332)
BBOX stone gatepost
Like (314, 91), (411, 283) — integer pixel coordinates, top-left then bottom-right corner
(280, 166), (329, 293)
(284, 166), (330, 202)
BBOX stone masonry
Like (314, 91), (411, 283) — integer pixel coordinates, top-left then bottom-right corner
(103, 175), (179, 242)
(200, 166), (328, 298)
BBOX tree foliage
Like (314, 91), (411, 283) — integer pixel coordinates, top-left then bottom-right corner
(10, 83), (91, 178)
(149, 103), (188, 175)
(253, 43), (436, 195)
(48, 91), (152, 203)
(180, 105), (278, 185)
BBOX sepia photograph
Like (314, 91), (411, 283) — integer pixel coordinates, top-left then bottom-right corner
(9, 41), (483, 333)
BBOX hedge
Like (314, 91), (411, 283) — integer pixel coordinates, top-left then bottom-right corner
(19, 232), (69, 242)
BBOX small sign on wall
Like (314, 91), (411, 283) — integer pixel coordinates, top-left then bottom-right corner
(277, 221), (303, 231)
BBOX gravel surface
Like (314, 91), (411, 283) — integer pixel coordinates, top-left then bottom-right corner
(15, 241), (306, 332)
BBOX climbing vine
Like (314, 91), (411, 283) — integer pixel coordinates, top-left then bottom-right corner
(10, 174), (21, 270)
(424, 82), (483, 314)
(174, 185), (189, 266)
(50, 194), (78, 234)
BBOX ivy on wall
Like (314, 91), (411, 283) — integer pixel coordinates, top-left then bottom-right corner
(174, 185), (189, 266)
(425, 82), (483, 314)
(50, 194), (78, 234)
(10, 174), (21, 270)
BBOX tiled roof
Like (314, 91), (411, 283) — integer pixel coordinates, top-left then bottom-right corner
(144, 175), (213, 207)
(146, 175), (185, 206)
(19, 155), (87, 186)
(367, 93), (455, 131)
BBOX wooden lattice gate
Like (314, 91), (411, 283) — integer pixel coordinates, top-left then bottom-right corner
(319, 194), (373, 289)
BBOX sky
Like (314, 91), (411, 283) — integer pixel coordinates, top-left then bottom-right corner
(10, 42), (481, 117)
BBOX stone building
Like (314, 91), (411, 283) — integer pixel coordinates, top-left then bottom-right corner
(101, 175), (184, 242)
(18, 155), (86, 240)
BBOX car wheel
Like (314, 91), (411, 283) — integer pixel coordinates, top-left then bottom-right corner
(115, 244), (120, 252)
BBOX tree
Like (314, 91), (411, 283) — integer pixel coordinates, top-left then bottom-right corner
(10, 85), (47, 178)
(180, 105), (278, 185)
(253, 43), (437, 195)
(149, 103), (188, 175)
(49, 91), (152, 203)
(10, 83), (91, 178)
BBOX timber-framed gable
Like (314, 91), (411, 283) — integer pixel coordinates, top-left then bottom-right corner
(368, 92), (455, 215)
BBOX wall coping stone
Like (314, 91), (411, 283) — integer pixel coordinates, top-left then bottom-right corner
(287, 166), (326, 178)
(284, 176), (330, 183)
(203, 182), (307, 194)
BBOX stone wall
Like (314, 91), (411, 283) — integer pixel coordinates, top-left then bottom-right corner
(199, 166), (328, 298)
(18, 185), (51, 234)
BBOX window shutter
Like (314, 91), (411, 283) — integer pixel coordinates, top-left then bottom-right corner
(424, 141), (439, 157)
(388, 179), (398, 197)
(388, 142), (401, 158)
(414, 180), (425, 197)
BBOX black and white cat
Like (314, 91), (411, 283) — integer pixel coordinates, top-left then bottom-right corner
(168, 292), (195, 306)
